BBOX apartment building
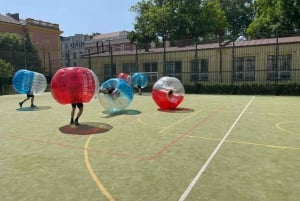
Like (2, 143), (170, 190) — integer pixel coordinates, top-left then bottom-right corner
(84, 31), (135, 55)
(61, 34), (92, 67)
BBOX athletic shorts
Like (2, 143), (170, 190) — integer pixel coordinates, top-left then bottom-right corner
(27, 94), (34, 98)
(72, 103), (83, 109)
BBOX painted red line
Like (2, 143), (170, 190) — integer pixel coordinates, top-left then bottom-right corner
(141, 107), (223, 160)
(1, 108), (222, 161)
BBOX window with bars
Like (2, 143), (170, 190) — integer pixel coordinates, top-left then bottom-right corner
(143, 62), (158, 82)
(233, 56), (255, 81)
(166, 61), (182, 80)
(267, 54), (291, 81)
(104, 64), (116, 80)
(122, 63), (137, 74)
(190, 59), (208, 81)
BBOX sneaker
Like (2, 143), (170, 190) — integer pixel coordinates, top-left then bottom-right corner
(19, 102), (23, 108)
(75, 119), (79, 126)
(70, 120), (74, 125)
(31, 104), (36, 108)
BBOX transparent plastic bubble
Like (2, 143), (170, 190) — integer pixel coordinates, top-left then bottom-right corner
(152, 76), (185, 109)
(131, 72), (148, 88)
(50, 67), (99, 104)
(12, 69), (47, 95)
(117, 72), (128, 80)
(98, 78), (133, 113)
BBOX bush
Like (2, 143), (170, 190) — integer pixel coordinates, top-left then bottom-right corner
(184, 83), (300, 95)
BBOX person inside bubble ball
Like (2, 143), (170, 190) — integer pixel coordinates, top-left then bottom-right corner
(167, 89), (178, 102)
(70, 103), (83, 126)
(167, 89), (174, 99)
(19, 92), (36, 108)
(99, 87), (120, 99)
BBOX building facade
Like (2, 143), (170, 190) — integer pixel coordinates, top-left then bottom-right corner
(61, 34), (92, 67)
(79, 36), (300, 86)
(84, 31), (135, 55)
(0, 13), (62, 76)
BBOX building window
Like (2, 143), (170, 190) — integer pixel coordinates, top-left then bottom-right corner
(104, 64), (116, 80)
(234, 56), (255, 81)
(121, 44), (125, 52)
(143, 62), (158, 82)
(267, 54), (291, 81)
(122, 63), (137, 74)
(190, 59), (208, 81)
(166, 61), (182, 80)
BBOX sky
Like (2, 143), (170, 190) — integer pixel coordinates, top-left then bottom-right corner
(1, 0), (139, 37)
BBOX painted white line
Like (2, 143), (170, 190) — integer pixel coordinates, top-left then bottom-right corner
(178, 96), (255, 201)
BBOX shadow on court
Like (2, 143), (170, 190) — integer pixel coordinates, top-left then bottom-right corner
(103, 109), (141, 118)
(59, 122), (113, 135)
(158, 107), (195, 113)
(16, 106), (52, 111)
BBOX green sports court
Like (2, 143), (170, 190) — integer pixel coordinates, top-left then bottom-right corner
(1, 92), (300, 201)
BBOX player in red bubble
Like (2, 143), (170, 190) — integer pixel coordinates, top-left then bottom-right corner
(70, 103), (83, 126)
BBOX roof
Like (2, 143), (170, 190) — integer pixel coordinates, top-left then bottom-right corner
(0, 13), (24, 25)
(232, 36), (300, 47)
(86, 35), (300, 57)
(93, 31), (128, 40)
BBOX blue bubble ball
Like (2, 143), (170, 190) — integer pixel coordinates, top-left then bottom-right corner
(12, 69), (47, 95)
(98, 78), (134, 113)
(131, 72), (148, 88)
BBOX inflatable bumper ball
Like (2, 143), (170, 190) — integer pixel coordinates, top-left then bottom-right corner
(50, 67), (99, 104)
(12, 69), (47, 95)
(131, 72), (148, 88)
(152, 76), (185, 110)
(98, 78), (133, 113)
(117, 72), (129, 80)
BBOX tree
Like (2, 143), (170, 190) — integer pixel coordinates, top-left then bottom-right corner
(0, 59), (14, 95)
(219, 0), (255, 38)
(246, 0), (300, 39)
(23, 33), (42, 73)
(130, 0), (175, 50)
(130, 0), (229, 46)
(0, 32), (24, 71)
(0, 32), (42, 72)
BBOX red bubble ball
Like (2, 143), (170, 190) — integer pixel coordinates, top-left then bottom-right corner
(51, 67), (98, 104)
(152, 89), (184, 110)
(117, 72), (128, 80)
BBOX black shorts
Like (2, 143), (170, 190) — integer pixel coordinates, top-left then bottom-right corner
(27, 94), (34, 98)
(72, 103), (83, 109)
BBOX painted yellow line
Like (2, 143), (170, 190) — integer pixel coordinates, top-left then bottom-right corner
(159, 111), (200, 133)
(166, 133), (300, 150)
(159, 111), (201, 134)
(84, 135), (115, 201)
(226, 139), (300, 150)
(138, 109), (201, 132)
(276, 121), (300, 136)
(137, 116), (165, 128)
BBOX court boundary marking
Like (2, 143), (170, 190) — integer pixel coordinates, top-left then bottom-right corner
(178, 96), (255, 201)
(84, 135), (115, 201)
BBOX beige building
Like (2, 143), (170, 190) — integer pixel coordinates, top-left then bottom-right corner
(0, 13), (62, 76)
(79, 36), (300, 85)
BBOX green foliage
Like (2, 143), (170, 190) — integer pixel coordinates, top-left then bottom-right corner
(0, 32), (24, 70)
(130, 0), (229, 44)
(0, 32), (42, 73)
(0, 59), (14, 95)
(219, 0), (255, 37)
(0, 59), (14, 77)
(247, 0), (300, 38)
